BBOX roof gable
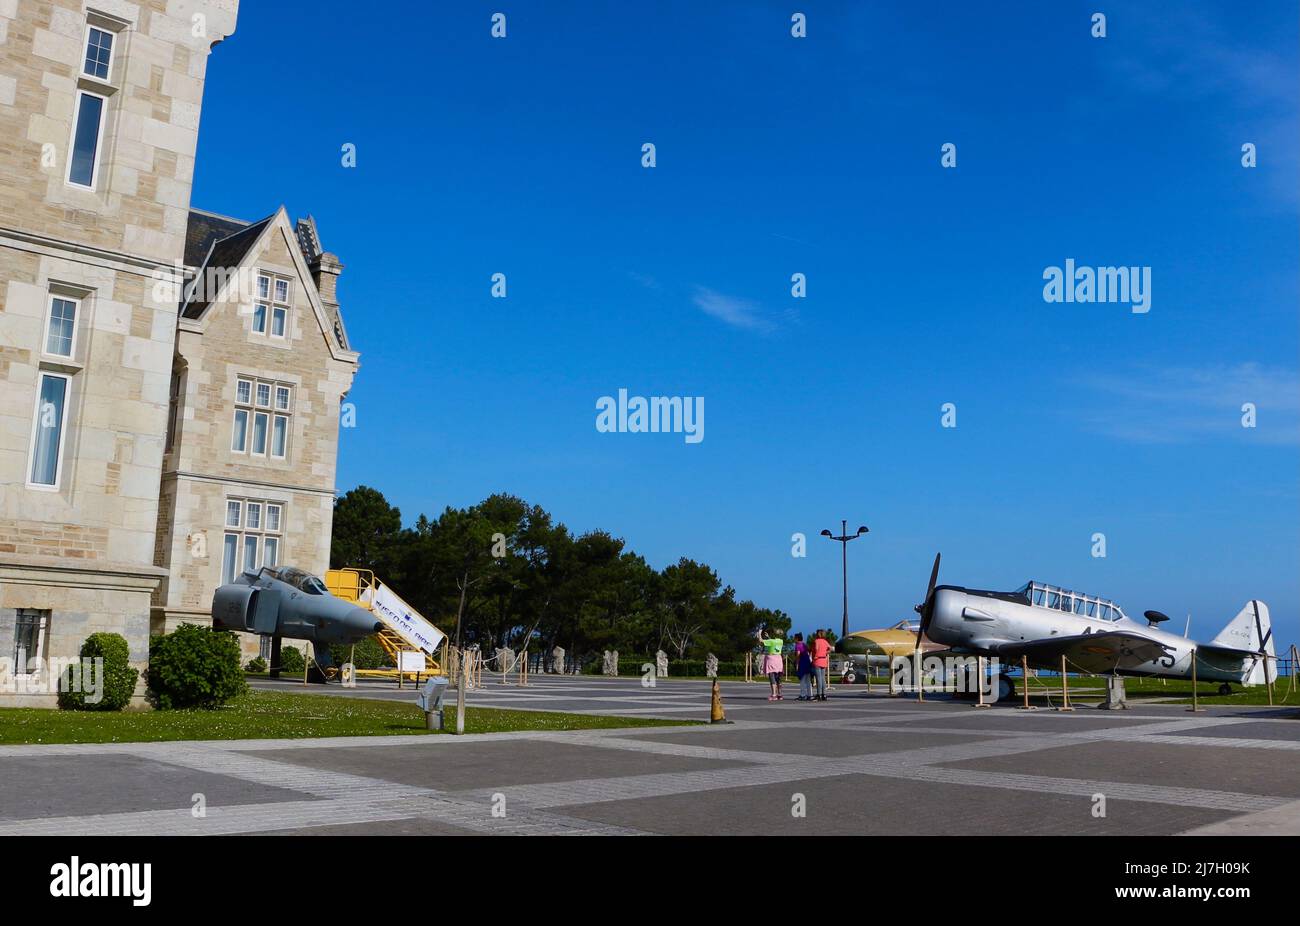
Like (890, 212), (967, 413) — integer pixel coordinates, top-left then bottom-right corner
(179, 207), (358, 364)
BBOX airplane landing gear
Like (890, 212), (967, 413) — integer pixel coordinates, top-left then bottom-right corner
(1218, 683), (1232, 697)
(998, 674), (1015, 702)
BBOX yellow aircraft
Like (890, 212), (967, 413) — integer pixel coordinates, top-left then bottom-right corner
(835, 619), (945, 683)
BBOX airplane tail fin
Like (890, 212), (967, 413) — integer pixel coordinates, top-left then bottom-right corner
(1210, 601), (1275, 685)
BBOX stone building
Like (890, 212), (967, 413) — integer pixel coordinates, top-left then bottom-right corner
(153, 208), (358, 663)
(0, 1), (359, 705)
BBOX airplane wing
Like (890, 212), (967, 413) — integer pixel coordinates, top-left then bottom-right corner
(995, 631), (1171, 674)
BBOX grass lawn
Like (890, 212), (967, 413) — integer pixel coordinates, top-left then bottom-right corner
(1009, 674), (1300, 709)
(0, 689), (699, 746)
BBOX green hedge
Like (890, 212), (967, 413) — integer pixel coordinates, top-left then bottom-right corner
(327, 637), (390, 670)
(57, 632), (138, 711)
(583, 658), (751, 677)
(146, 624), (247, 709)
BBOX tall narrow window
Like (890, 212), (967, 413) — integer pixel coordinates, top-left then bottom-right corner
(44, 296), (78, 357)
(29, 372), (70, 487)
(223, 533), (239, 584)
(165, 371), (183, 452)
(252, 411), (268, 455)
(13, 610), (50, 677)
(271, 415), (288, 458)
(67, 92), (106, 189)
(232, 408), (248, 452)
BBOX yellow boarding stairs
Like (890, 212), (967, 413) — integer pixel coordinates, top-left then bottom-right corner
(324, 568), (446, 681)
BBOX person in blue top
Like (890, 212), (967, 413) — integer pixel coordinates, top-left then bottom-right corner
(792, 632), (813, 700)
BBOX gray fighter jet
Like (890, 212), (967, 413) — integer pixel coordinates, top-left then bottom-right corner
(212, 565), (382, 680)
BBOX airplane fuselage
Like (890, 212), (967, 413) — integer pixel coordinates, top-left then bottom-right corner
(927, 586), (1250, 683)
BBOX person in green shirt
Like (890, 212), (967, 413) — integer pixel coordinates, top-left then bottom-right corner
(758, 629), (785, 701)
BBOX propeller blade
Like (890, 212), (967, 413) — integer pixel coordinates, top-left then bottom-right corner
(917, 553), (941, 638)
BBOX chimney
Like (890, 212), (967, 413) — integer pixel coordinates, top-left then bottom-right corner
(310, 251), (343, 307)
(296, 215), (348, 349)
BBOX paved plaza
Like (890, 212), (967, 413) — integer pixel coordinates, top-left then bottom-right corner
(1, 676), (1298, 836)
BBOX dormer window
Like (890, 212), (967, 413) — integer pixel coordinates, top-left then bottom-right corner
(254, 272), (292, 339)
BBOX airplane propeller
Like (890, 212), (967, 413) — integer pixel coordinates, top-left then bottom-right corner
(914, 552), (941, 640)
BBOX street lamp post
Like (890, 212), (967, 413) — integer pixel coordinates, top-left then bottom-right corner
(820, 520), (869, 641)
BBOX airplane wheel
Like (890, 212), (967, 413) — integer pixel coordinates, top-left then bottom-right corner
(998, 676), (1015, 702)
(843, 669), (857, 685)
(1218, 683), (1232, 697)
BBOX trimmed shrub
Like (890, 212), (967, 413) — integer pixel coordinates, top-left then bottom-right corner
(57, 632), (138, 711)
(278, 644), (305, 673)
(146, 623), (247, 709)
(244, 656), (268, 673)
(328, 636), (389, 670)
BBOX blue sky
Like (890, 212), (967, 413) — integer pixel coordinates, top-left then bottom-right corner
(192, 1), (1299, 646)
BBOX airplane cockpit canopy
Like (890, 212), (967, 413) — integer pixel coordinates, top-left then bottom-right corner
(264, 566), (328, 595)
(1015, 581), (1126, 622)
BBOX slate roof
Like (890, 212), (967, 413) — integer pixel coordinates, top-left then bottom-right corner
(184, 209), (253, 268)
(181, 210), (274, 319)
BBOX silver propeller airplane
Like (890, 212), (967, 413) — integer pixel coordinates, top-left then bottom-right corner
(914, 554), (1275, 696)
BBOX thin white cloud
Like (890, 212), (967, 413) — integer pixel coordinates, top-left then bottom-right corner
(691, 286), (776, 333)
(1081, 362), (1300, 445)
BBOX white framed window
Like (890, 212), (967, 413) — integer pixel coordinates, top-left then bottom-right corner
(82, 25), (115, 80)
(27, 371), (72, 489)
(232, 376), (292, 460)
(43, 295), (79, 358)
(222, 498), (284, 581)
(251, 272), (291, 339)
(251, 411), (268, 455)
(12, 609), (50, 678)
(222, 533), (239, 583)
(67, 89), (108, 189)
(271, 415), (288, 458)
(232, 408), (249, 453)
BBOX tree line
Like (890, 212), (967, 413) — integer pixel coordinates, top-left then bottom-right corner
(329, 487), (791, 664)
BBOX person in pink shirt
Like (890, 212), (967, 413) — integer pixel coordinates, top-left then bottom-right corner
(811, 629), (832, 701)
